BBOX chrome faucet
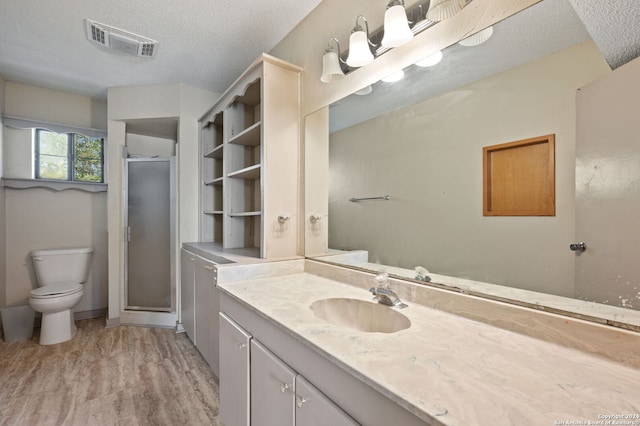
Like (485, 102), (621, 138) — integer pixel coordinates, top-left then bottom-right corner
(369, 272), (408, 309)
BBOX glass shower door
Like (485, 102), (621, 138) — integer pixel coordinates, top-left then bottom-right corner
(125, 158), (175, 312)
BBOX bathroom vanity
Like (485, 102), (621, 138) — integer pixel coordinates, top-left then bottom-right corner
(213, 260), (640, 426)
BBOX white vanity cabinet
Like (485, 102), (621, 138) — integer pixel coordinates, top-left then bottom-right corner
(180, 248), (196, 343)
(219, 312), (251, 426)
(219, 291), (426, 426)
(219, 310), (359, 426)
(195, 256), (220, 374)
(250, 340), (295, 426)
(295, 375), (358, 426)
(180, 249), (221, 376)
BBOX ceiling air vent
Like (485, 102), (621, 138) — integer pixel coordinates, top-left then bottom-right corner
(85, 19), (158, 58)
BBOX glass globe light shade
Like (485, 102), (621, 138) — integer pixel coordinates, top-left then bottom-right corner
(346, 30), (374, 68)
(381, 4), (414, 48)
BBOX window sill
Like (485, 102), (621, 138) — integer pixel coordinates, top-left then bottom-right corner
(1, 178), (108, 193)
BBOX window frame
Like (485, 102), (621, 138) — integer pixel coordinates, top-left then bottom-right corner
(34, 129), (105, 183)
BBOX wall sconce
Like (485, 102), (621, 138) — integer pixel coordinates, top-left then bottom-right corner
(426, 0), (466, 22)
(346, 15), (375, 68)
(319, 1), (436, 83)
(321, 38), (346, 83)
(381, 0), (414, 48)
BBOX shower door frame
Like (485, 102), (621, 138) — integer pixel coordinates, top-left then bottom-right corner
(124, 157), (176, 313)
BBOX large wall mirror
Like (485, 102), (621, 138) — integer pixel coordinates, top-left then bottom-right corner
(305, 0), (640, 330)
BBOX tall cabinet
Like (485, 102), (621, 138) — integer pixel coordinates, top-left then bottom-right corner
(199, 54), (302, 259)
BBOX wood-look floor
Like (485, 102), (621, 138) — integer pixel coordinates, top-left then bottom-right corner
(0, 317), (221, 426)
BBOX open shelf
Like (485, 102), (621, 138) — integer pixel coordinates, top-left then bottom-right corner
(228, 164), (261, 180)
(204, 177), (224, 186)
(228, 121), (261, 147)
(204, 144), (224, 159)
(229, 122), (261, 147)
(228, 211), (261, 217)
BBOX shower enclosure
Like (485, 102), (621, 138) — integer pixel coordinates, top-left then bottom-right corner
(125, 157), (176, 312)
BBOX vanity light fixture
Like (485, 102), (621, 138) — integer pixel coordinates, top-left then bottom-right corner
(415, 50), (443, 67)
(458, 25), (494, 46)
(381, 69), (405, 83)
(321, 38), (346, 83)
(346, 15), (375, 68)
(381, 0), (414, 48)
(426, 0), (466, 22)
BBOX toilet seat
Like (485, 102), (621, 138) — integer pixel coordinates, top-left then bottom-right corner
(30, 281), (82, 299)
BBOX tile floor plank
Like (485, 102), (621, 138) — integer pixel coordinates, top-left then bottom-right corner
(0, 318), (220, 426)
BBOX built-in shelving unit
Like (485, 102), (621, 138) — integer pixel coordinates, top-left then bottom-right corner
(201, 111), (225, 243)
(198, 54), (302, 259)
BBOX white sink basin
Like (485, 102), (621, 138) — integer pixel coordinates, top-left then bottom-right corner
(310, 298), (411, 333)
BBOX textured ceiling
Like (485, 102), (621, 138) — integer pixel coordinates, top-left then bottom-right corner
(0, 0), (638, 105)
(0, 0), (322, 100)
(567, 0), (640, 69)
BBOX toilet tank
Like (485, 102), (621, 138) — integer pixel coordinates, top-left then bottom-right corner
(31, 247), (94, 286)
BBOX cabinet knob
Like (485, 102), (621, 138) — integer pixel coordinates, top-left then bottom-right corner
(295, 396), (308, 408)
(237, 343), (247, 350)
(204, 265), (214, 271)
(280, 383), (291, 393)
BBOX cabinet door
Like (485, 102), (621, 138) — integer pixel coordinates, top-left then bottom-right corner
(219, 313), (251, 426)
(194, 257), (214, 364)
(250, 340), (295, 426)
(180, 249), (196, 343)
(295, 375), (359, 426)
(208, 274), (220, 376)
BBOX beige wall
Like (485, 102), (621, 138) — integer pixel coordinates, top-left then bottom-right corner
(126, 133), (176, 157)
(575, 56), (640, 308)
(107, 83), (218, 321)
(4, 81), (106, 130)
(2, 83), (108, 313)
(328, 42), (610, 296)
(4, 188), (107, 311)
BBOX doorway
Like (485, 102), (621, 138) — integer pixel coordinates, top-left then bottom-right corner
(125, 157), (176, 312)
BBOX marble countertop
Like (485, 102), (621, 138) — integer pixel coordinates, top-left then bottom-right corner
(219, 272), (640, 426)
(182, 242), (302, 265)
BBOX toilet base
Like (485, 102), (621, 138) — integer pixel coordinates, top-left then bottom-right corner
(39, 309), (77, 345)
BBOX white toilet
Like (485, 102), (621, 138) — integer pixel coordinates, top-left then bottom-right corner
(28, 247), (94, 345)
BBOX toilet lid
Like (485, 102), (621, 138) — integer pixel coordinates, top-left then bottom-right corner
(30, 281), (82, 298)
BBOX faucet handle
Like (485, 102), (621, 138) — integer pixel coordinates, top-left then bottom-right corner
(373, 271), (390, 288)
(414, 266), (431, 282)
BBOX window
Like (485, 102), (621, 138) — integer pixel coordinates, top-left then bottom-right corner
(35, 129), (104, 183)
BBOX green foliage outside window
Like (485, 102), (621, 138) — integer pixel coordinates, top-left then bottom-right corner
(36, 130), (104, 183)
(74, 134), (103, 182)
